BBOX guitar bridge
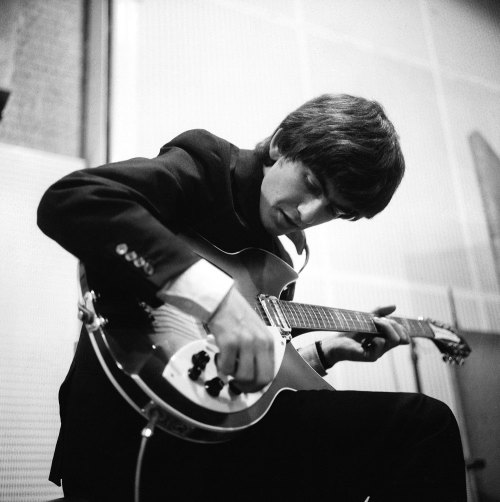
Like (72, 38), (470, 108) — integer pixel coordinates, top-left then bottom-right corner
(258, 294), (292, 341)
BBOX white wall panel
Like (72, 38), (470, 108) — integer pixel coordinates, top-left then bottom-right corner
(304, 0), (429, 64)
(111, 0), (305, 161)
(0, 144), (82, 500)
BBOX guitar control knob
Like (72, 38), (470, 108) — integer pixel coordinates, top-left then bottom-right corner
(204, 377), (225, 397)
(192, 350), (210, 370)
(188, 366), (202, 381)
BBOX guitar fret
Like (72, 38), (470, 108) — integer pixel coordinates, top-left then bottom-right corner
(338, 310), (351, 331)
(319, 307), (332, 328)
(298, 303), (316, 327)
(394, 317), (432, 339)
(311, 306), (326, 328)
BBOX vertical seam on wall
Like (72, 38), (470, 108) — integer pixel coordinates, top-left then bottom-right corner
(81, 0), (89, 160)
(294, 0), (312, 100)
(106, 0), (112, 164)
(419, 0), (489, 329)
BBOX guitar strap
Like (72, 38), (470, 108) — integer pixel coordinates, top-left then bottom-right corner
(285, 230), (310, 274)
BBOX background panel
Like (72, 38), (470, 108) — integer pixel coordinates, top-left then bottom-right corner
(305, 35), (473, 290)
(303, 0), (429, 64)
(442, 75), (500, 294)
(112, 0), (305, 160)
(428, 0), (500, 84)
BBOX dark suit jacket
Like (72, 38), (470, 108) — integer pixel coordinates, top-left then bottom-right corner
(37, 129), (298, 488)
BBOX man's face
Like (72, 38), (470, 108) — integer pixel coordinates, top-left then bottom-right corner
(259, 157), (358, 236)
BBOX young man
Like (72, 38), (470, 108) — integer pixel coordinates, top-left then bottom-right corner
(38, 94), (466, 501)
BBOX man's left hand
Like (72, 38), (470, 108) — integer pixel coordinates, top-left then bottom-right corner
(319, 305), (410, 367)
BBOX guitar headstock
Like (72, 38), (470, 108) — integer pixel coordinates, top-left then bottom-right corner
(425, 318), (471, 365)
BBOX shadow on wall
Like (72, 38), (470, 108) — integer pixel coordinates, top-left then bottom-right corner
(0, 89), (9, 120)
(403, 131), (500, 293)
(469, 131), (500, 289)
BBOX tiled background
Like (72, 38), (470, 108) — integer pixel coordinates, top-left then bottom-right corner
(1, 0), (499, 500)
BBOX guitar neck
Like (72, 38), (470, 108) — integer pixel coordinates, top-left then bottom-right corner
(262, 299), (434, 340)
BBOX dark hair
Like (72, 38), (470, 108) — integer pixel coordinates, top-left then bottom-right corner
(255, 94), (405, 219)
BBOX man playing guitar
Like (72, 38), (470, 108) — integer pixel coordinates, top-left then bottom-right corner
(38, 94), (466, 501)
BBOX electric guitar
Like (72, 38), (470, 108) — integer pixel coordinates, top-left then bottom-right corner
(78, 236), (471, 443)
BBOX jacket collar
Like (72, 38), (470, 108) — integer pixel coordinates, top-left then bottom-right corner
(231, 148), (266, 235)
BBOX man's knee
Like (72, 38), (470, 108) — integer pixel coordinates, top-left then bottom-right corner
(401, 393), (463, 456)
(419, 394), (458, 428)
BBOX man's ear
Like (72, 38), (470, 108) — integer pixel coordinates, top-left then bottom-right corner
(269, 128), (282, 161)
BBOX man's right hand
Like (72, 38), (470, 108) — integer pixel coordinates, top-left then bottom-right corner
(207, 287), (275, 393)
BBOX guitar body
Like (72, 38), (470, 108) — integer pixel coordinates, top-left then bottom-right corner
(80, 239), (334, 444)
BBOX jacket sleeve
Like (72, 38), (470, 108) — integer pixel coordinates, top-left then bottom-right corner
(37, 142), (213, 304)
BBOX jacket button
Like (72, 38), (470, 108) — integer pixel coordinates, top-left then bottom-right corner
(115, 243), (128, 255)
(125, 251), (138, 261)
(143, 263), (154, 276)
(133, 257), (146, 267)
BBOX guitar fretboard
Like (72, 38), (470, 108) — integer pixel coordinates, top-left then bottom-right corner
(255, 299), (433, 339)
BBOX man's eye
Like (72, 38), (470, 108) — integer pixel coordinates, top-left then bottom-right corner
(339, 211), (360, 221)
(329, 206), (357, 220)
(330, 206), (342, 218)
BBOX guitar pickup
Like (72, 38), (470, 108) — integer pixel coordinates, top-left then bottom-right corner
(258, 294), (291, 339)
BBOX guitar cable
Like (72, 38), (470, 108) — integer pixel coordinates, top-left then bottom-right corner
(134, 407), (161, 502)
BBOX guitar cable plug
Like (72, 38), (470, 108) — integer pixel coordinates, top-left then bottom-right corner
(141, 408), (160, 438)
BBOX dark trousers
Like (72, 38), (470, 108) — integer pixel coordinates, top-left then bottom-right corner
(60, 388), (466, 502)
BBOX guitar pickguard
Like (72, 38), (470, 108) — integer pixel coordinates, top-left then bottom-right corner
(162, 327), (286, 413)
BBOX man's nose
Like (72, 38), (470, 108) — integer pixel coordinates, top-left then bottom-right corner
(298, 196), (325, 225)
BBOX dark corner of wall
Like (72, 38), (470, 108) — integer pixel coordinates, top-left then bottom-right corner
(0, 88), (11, 121)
